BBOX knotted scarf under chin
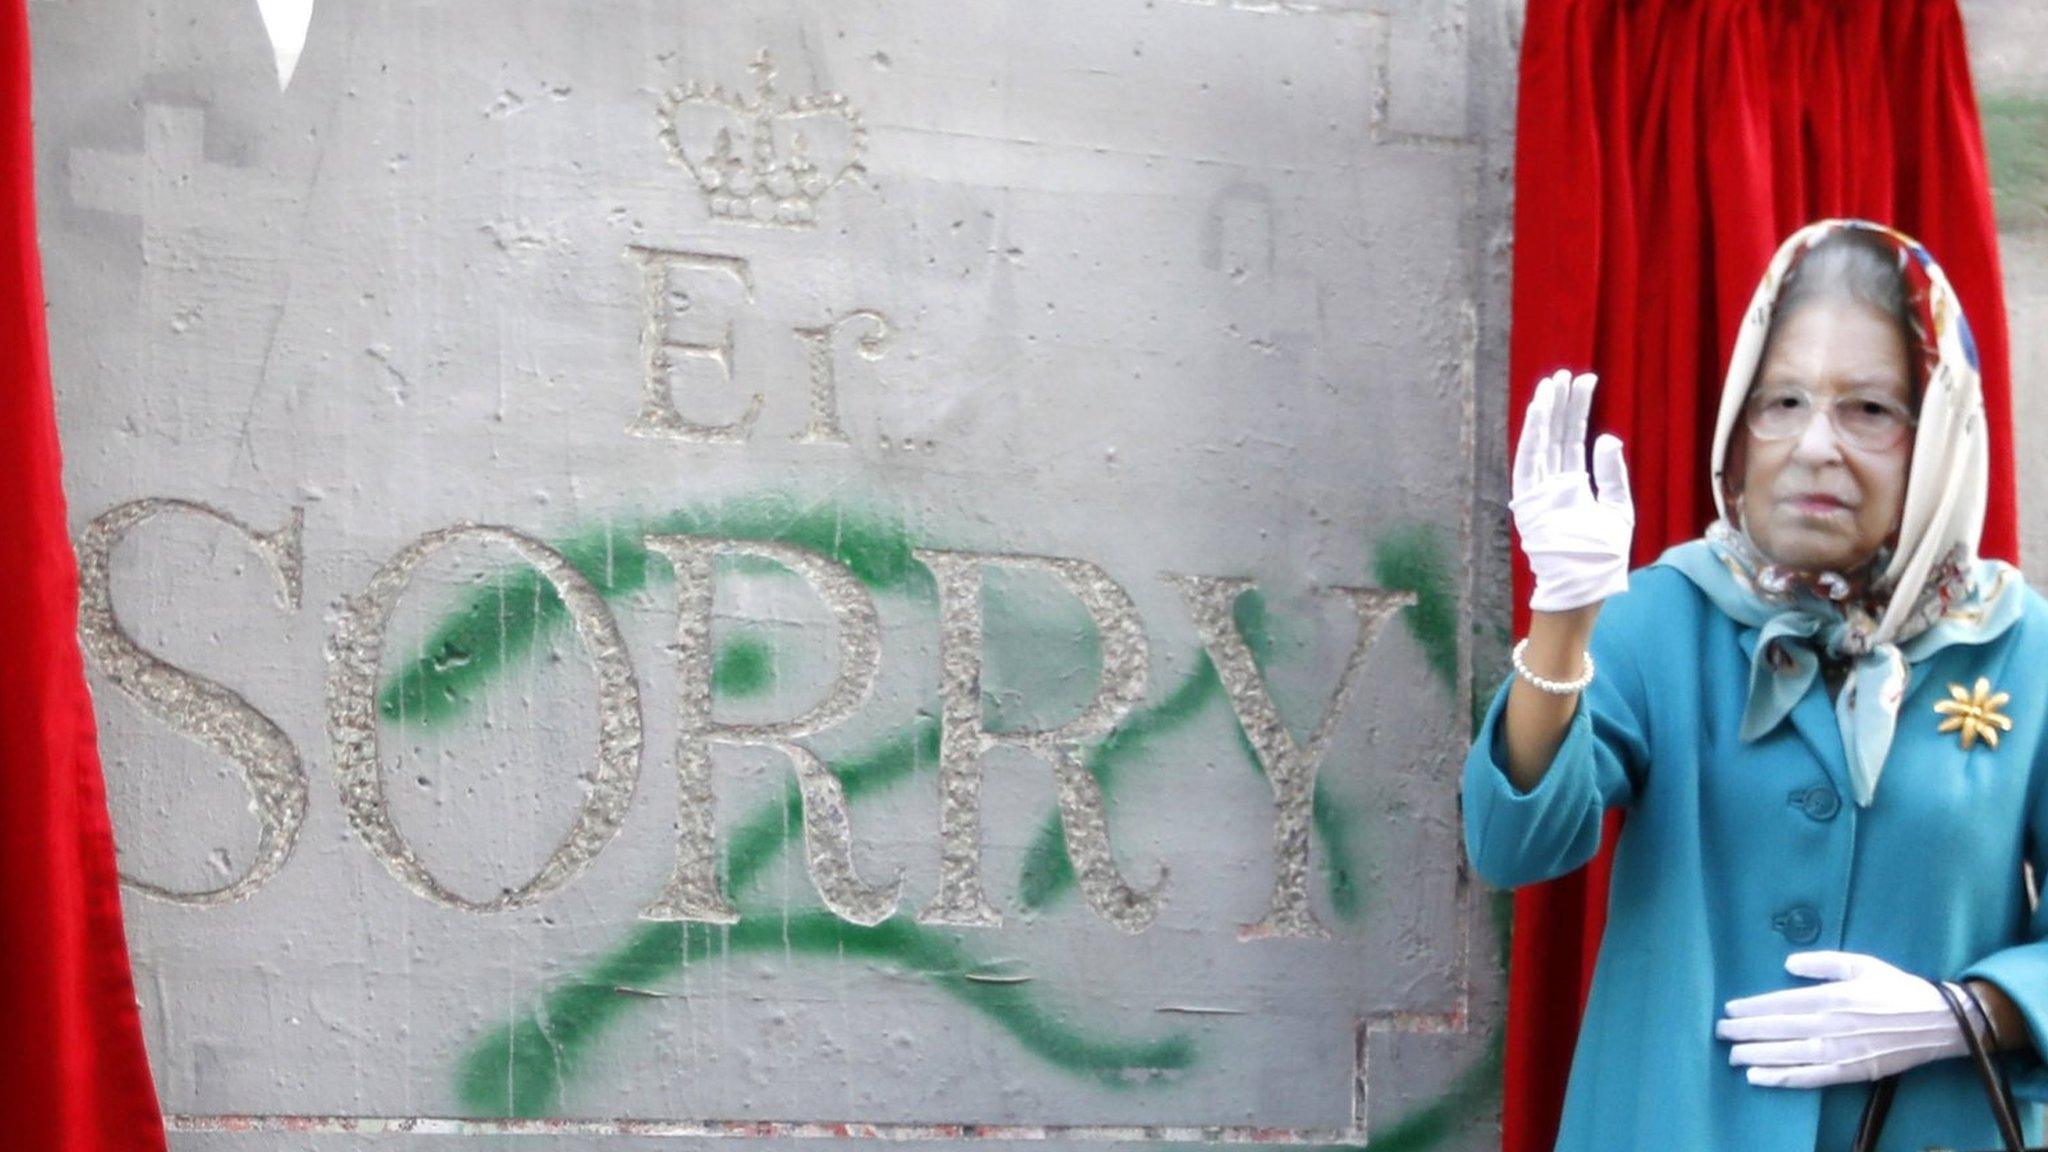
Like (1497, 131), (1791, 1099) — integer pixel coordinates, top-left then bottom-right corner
(1658, 521), (2023, 808)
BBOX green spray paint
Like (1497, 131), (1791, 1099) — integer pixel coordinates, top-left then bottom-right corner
(1265, 577), (1510, 1152)
(415, 503), (1448, 1116)
(1352, 1023), (1503, 1151)
(1016, 665), (1221, 911)
(1016, 589), (1373, 922)
(1309, 773), (1367, 922)
(1005, 685), (1373, 924)
(382, 500), (1198, 1109)
(1252, 535), (1507, 1152)
(455, 684), (1230, 1116)
(454, 705), (1195, 1117)
(710, 629), (776, 698)
(1142, 1024), (1502, 1152)
(458, 913), (1195, 1117)
(723, 717), (940, 899)
(1372, 523), (1459, 703)
(381, 496), (930, 725)
(392, 504), (1389, 925)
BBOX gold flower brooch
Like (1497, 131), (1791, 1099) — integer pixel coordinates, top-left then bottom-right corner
(1933, 677), (2012, 750)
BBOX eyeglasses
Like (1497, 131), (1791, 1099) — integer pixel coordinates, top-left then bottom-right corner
(1742, 385), (1918, 452)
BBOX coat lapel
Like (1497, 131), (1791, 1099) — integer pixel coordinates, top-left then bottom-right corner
(1736, 624), (1853, 797)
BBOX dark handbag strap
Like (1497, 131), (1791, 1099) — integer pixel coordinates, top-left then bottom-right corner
(1853, 980), (2028, 1152)
(1853, 1077), (1898, 1151)
(1942, 979), (2030, 1152)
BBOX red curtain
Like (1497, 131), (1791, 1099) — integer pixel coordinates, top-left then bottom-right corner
(2, 1), (168, 1147)
(1502, 1), (2016, 1150)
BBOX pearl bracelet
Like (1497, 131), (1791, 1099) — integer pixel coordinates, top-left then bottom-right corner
(1511, 637), (1594, 695)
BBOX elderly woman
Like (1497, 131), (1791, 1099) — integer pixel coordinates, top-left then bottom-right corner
(1463, 218), (2048, 1150)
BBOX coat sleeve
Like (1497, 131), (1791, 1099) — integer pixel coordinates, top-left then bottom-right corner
(1959, 695), (2048, 1103)
(1459, 582), (1654, 891)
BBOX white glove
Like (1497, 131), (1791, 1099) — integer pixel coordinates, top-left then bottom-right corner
(1715, 951), (1982, 1088)
(1511, 369), (1634, 613)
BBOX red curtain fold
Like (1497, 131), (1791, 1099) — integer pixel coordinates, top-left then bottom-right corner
(2, 0), (168, 1147)
(1503, 2), (2015, 1150)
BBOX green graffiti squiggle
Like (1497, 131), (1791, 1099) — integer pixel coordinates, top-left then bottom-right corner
(1144, 1025), (1501, 1152)
(427, 504), (1437, 1117)
(458, 912), (1194, 1118)
(1019, 589), (1375, 920)
(1309, 772), (1366, 922)
(1372, 523), (1459, 702)
(382, 496), (928, 725)
(456, 707), (1192, 1116)
(1017, 666), (1220, 911)
(1015, 688), (1370, 924)
(724, 717), (940, 898)
(1353, 1023), (1503, 1152)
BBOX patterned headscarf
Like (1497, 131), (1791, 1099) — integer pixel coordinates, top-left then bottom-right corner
(1661, 218), (2025, 807)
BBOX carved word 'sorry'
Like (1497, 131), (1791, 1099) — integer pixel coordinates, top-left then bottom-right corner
(83, 510), (1412, 937)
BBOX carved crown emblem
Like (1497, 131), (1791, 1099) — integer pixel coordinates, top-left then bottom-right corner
(657, 50), (866, 229)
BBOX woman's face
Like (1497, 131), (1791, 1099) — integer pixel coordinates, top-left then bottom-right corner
(1729, 299), (1915, 573)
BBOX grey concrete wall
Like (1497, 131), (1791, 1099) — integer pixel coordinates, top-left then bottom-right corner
(35, 0), (2042, 1147)
(1963, 1), (2048, 581)
(31, 1), (1515, 1149)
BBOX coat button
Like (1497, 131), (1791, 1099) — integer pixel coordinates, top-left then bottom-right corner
(1772, 906), (1822, 945)
(1788, 786), (1841, 822)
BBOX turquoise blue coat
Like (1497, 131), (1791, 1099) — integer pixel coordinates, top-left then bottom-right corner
(1464, 554), (2048, 1151)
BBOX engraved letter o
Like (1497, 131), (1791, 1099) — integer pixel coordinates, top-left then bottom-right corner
(325, 524), (643, 911)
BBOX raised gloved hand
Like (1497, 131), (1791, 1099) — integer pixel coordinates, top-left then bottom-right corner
(1716, 951), (1981, 1088)
(1511, 369), (1634, 613)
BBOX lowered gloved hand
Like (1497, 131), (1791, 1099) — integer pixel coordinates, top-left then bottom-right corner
(1716, 951), (1982, 1088)
(1510, 369), (1634, 613)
